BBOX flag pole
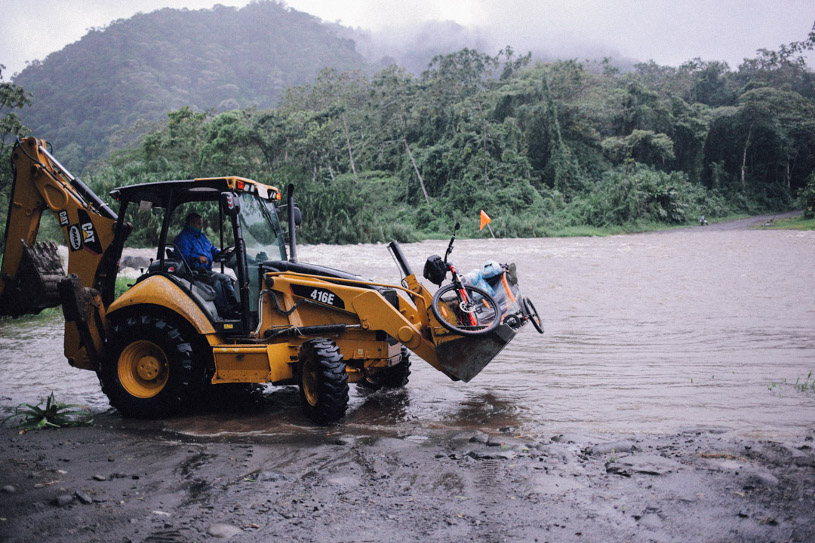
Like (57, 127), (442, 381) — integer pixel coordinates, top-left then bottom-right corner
(479, 210), (496, 238)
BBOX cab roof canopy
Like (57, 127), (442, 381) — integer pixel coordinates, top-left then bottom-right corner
(110, 177), (279, 207)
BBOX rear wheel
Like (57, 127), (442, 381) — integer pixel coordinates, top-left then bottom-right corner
(358, 347), (411, 390)
(431, 283), (501, 336)
(99, 314), (206, 418)
(298, 339), (349, 424)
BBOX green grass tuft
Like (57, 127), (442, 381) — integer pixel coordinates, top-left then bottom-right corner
(3, 392), (93, 431)
(757, 216), (815, 231)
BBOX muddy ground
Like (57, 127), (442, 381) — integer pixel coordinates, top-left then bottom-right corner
(1, 410), (814, 543)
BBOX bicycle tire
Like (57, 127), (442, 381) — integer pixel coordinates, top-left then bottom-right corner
(430, 283), (502, 336)
(522, 296), (544, 334)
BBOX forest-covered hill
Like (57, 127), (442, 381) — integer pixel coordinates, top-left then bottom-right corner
(10, 1), (369, 172)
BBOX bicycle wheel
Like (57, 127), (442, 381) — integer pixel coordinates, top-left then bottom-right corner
(431, 283), (501, 336)
(522, 296), (544, 334)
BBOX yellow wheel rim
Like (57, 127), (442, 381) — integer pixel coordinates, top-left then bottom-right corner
(117, 340), (169, 398)
(301, 357), (319, 407)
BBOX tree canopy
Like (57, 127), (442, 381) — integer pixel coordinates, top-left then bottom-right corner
(0, 64), (31, 250)
(81, 25), (815, 244)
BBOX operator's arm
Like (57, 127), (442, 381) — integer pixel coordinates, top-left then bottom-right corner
(199, 236), (218, 269)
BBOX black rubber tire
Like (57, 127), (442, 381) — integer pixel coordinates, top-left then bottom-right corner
(298, 339), (349, 424)
(430, 283), (502, 336)
(522, 296), (544, 334)
(99, 314), (207, 418)
(358, 347), (412, 390)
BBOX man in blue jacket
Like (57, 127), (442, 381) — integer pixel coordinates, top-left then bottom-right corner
(174, 213), (239, 317)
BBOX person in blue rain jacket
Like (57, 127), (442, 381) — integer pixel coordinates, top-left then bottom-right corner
(174, 213), (239, 316)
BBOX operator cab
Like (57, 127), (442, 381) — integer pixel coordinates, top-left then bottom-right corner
(110, 177), (289, 334)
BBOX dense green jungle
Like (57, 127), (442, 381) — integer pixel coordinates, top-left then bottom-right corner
(2, 11), (815, 245)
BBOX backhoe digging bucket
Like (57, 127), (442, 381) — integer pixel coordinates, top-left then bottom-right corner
(431, 323), (518, 382)
(0, 241), (65, 317)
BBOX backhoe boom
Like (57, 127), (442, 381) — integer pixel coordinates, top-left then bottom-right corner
(0, 137), (118, 317)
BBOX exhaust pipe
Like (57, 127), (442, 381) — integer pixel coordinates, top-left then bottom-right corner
(287, 183), (297, 263)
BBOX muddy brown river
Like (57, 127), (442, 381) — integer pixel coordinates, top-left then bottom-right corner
(1, 220), (814, 440)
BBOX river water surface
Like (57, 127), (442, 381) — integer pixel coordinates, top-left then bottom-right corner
(1, 221), (813, 440)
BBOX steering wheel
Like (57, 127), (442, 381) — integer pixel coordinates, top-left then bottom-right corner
(214, 245), (236, 263)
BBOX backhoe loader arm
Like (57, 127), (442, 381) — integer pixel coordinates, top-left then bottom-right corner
(0, 137), (118, 317)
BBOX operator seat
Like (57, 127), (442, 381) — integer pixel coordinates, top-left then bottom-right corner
(145, 245), (192, 276)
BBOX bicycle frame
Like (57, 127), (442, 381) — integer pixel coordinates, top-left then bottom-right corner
(447, 264), (479, 327)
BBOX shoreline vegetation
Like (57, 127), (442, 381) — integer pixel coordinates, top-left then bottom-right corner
(4, 21), (815, 248)
(754, 213), (815, 230)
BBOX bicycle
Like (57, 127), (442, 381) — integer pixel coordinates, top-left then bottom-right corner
(424, 223), (502, 336)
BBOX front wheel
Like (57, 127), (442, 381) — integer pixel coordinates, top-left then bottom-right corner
(99, 314), (206, 418)
(298, 339), (349, 424)
(430, 283), (501, 336)
(522, 297), (544, 334)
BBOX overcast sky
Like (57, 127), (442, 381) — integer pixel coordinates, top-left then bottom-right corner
(1, 0), (813, 78)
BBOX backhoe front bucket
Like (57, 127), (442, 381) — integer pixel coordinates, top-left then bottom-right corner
(432, 323), (518, 382)
(0, 241), (65, 317)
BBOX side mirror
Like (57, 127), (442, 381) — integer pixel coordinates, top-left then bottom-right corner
(291, 205), (302, 227)
(220, 192), (240, 216)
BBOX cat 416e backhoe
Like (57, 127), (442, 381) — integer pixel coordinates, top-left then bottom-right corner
(0, 137), (542, 423)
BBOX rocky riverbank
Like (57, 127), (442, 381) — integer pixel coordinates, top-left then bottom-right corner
(1, 417), (813, 542)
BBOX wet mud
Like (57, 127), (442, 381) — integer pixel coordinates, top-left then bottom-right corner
(1, 417), (814, 542)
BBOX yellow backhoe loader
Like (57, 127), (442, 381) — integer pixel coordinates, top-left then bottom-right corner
(1, 137), (543, 423)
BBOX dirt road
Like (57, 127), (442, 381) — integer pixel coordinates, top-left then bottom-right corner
(657, 211), (802, 232)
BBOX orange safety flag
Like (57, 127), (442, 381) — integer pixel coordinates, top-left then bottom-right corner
(479, 210), (491, 231)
